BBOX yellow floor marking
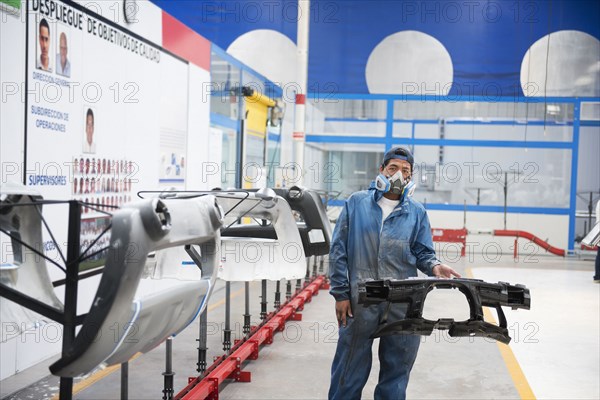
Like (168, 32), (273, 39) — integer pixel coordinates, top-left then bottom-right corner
(51, 353), (141, 400)
(466, 268), (536, 400)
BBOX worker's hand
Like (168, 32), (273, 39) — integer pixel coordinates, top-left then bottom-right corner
(335, 300), (353, 327)
(432, 263), (461, 279)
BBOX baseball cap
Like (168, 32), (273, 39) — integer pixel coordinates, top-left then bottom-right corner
(382, 146), (414, 170)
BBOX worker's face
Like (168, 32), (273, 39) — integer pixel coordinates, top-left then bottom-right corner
(59, 34), (68, 65)
(39, 26), (50, 59)
(380, 159), (411, 181)
(86, 114), (94, 143)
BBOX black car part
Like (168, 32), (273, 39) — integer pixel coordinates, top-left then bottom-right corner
(358, 278), (530, 344)
(220, 186), (332, 257)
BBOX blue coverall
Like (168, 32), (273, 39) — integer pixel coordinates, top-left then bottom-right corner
(328, 186), (440, 400)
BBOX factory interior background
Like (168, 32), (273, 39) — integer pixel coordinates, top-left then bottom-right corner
(0, 0), (599, 399)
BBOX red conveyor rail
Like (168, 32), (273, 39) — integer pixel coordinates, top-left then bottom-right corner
(175, 275), (327, 400)
(493, 229), (565, 257)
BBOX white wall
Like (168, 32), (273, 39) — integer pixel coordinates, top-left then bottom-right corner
(186, 64), (214, 190)
(0, 0), (214, 382)
(0, 6), (25, 183)
(0, 4), (57, 381)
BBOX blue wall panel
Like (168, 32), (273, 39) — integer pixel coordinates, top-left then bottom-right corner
(154, 0), (600, 96)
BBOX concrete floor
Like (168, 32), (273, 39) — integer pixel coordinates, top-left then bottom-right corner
(1, 254), (599, 399)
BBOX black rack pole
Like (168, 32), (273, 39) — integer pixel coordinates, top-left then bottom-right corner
(303, 258), (311, 288)
(260, 279), (268, 320)
(223, 282), (232, 353)
(274, 280), (281, 309)
(196, 308), (208, 374)
(121, 362), (129, 400)
(286, 280), (292, 301)
(243, 282), (251, 336)
(162, 337), (174, 400)
(59, 201), (82, 400)
(318, 256), (325, 275)
(185, 244), (208, 374)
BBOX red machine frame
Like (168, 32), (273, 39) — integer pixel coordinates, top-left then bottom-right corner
(431, 228), (468, 257)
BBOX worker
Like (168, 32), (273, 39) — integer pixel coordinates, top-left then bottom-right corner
(328, 146), (460, 400)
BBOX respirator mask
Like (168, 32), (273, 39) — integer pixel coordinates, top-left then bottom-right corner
(375, 170), (411, 195)
(376, 146), (417, 196)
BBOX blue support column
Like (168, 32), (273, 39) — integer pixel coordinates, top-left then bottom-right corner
(568, 101), (581, 253)
(385, 99), (394, 150)
(236, 68), (244, 189)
